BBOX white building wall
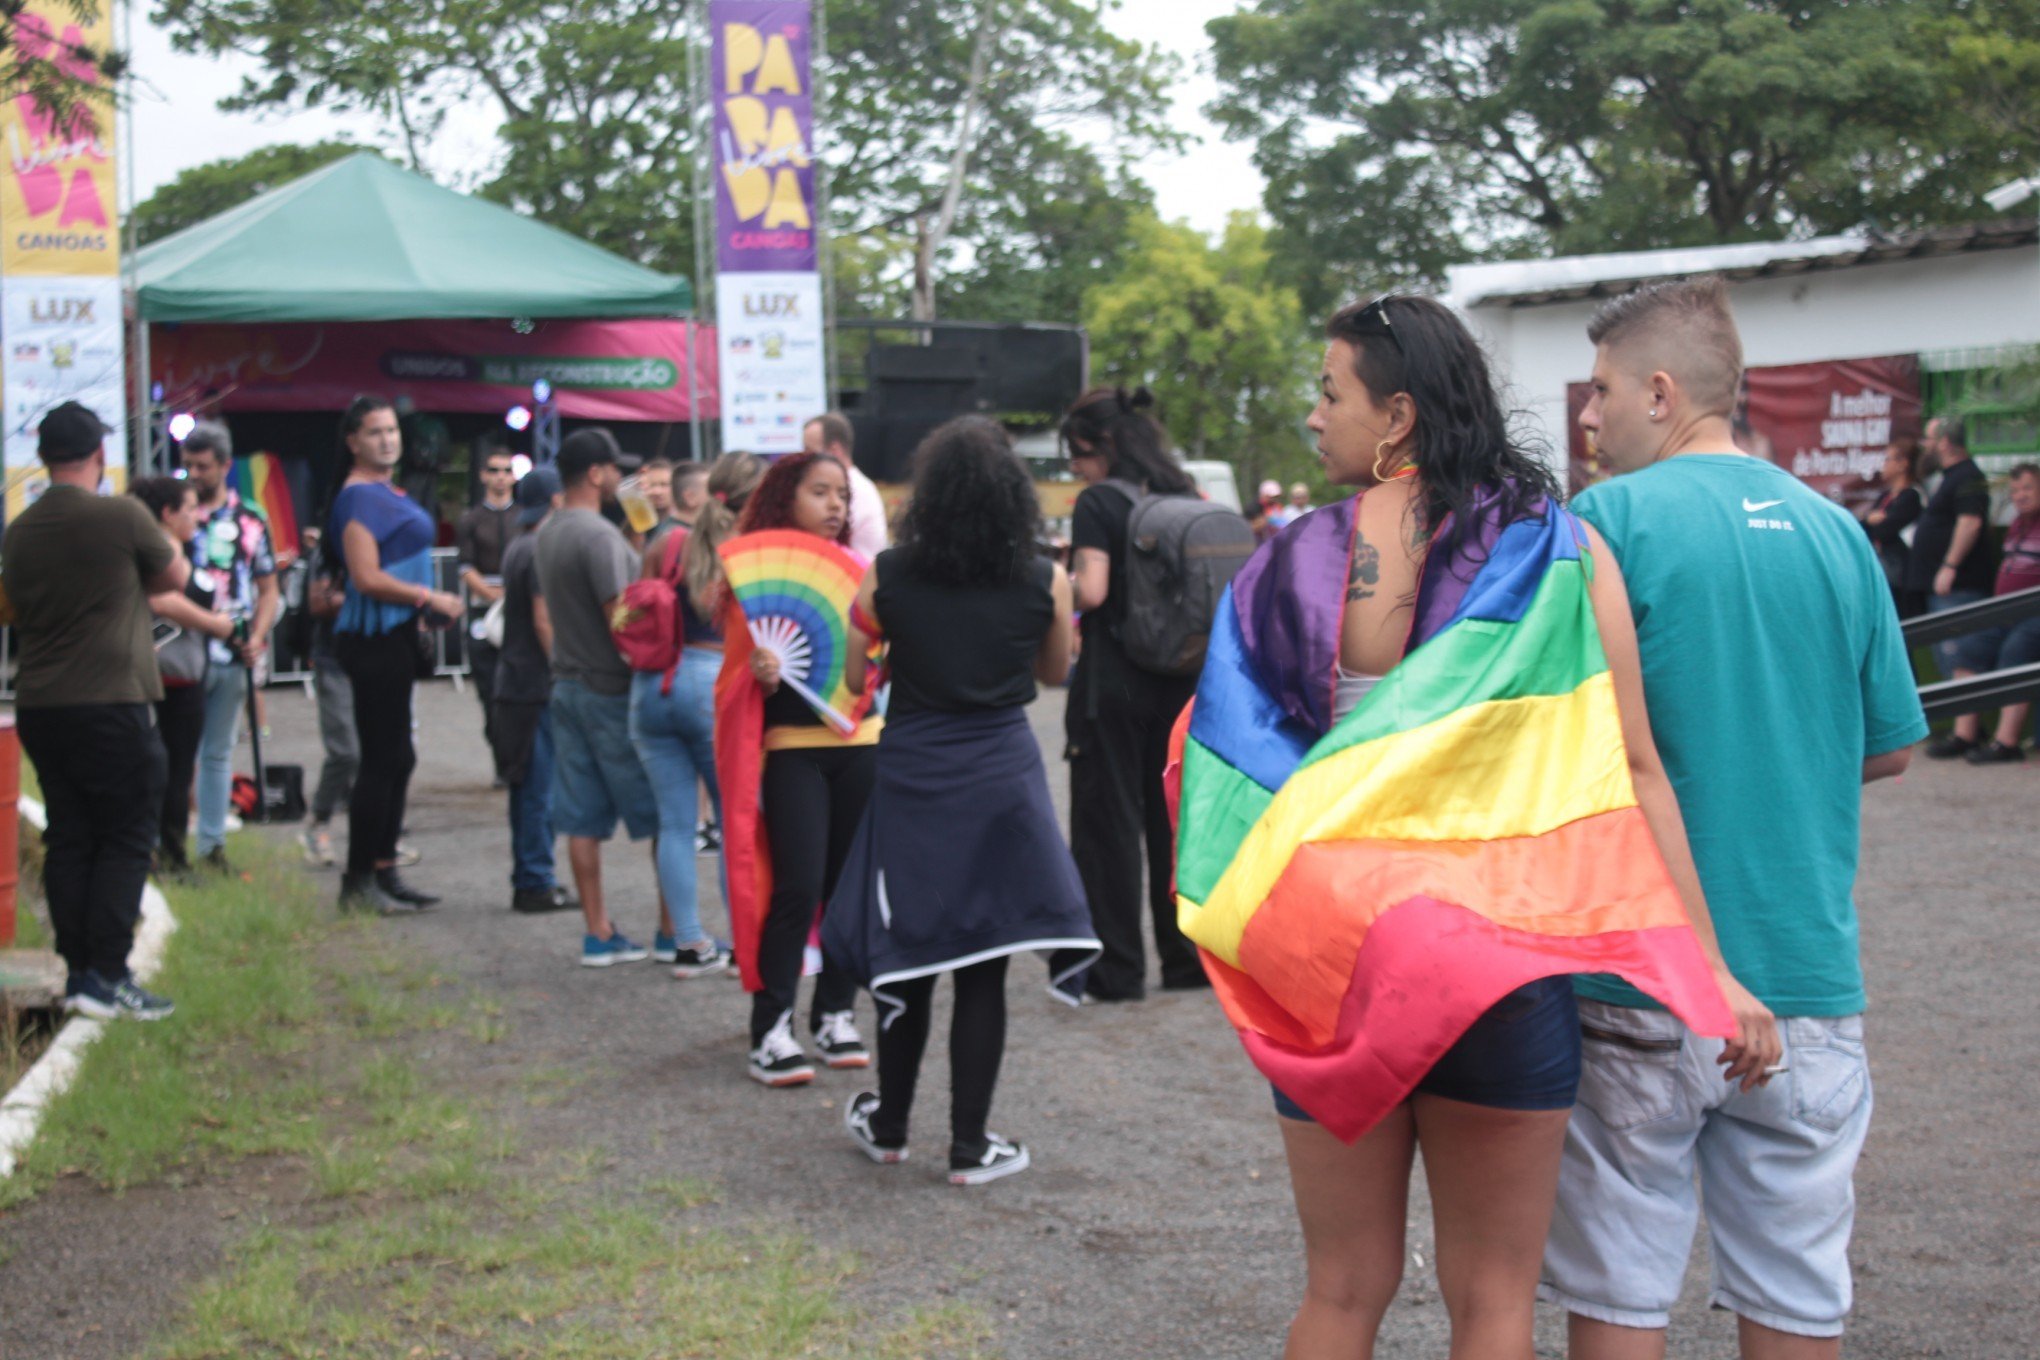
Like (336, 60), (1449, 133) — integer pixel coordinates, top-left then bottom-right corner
(1456, 245), (2040, 469)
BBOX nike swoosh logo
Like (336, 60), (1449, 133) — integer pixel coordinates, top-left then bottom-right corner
(1742, 498), (1785, 512)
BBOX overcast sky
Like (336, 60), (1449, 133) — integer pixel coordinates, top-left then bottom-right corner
(125, 0), (1268, 237)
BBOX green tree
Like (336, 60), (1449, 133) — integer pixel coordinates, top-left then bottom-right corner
(1208, 0), (2027, 307)
(153, 0), (1176, 318)
(1084, 212), (1316, 488)
(131, 140), (366, 245)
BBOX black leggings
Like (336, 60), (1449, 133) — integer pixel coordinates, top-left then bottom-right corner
(155, 682), (206, 866)
(335, 631), (418, 877)
(753, 743), (874, 1044)
(872, 955), (1010, 1158)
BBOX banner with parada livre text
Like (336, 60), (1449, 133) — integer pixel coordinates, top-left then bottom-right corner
(712, 0), (826, 455)
(1, 0), (124, 519)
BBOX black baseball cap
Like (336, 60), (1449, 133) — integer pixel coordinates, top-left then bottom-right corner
(555, 427), (640, 484)
(37, 401), (107, 464)
(515, 465), (562, 525)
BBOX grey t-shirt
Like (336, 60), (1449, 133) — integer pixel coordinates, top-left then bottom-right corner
(494, 533), (551, 704)
(531, 507), (635, 695)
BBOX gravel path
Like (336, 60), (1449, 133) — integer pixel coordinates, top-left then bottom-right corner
(3, 677), (2035, 1357)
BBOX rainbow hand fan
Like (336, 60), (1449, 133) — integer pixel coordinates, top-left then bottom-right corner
(719, 529), (869, 734)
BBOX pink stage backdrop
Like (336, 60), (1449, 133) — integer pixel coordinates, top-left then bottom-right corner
(151, 318), (718, 422)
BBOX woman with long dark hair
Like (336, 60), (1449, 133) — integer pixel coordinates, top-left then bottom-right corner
(1060, 386), (1203, 1001)
(327, 395), (462, 913)
(821, 417), (1097, 1185)
(1173, 295), (1768, 1357)
(131, 476), (236, 876)
(712, 452), (879, 1085)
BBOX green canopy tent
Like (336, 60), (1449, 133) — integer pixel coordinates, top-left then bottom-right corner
(132, 152), (693, 321)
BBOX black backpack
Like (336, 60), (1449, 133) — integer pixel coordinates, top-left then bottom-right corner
(1101, 480), (1258, 676)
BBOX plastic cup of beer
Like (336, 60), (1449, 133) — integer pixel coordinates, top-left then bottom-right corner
(617, 475), (658, 535)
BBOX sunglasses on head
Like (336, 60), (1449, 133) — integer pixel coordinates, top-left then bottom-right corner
(1353, 295), (1405, 358)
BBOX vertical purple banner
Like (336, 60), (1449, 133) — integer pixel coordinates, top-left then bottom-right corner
(710, 0), (817, 274)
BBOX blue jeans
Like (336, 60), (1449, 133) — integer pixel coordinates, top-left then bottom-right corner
(550, 677), (659, 840)
(628, 651), (722, 943)
(1927, 589), (1988, 678)
(508, 706), (557, 890)
(195, 663), (246, 854)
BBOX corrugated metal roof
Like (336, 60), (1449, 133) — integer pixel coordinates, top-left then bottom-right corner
(1447, 219), (2038, 310)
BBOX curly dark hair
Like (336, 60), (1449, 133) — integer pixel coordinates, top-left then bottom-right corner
(1327, 295), (1558, 562)
(130, 474), (195, 522)
(896, 417), (1040, 586)
(735, 452), (854, 546)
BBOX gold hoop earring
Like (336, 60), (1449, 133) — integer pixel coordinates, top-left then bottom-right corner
(1372, 440), (1401, 482)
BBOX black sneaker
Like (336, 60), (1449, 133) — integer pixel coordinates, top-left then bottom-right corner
(374, 868), (442, 907)
(511, 884), (579, 914)
(64, 972), (174, 1022)
(198, 846), (237, 876)
(844, 1091), (908, 1164)
(1965, 739), (2027, 764)
(811, 1010), (870, 1069)
(339, 873), (413, 916)
(670, 940), (731, 979)
(748, 1013), (815, 1087)
(948, 1133), (1029, 1186)
(1925, 733), (1977, 759)
(695, 820), (722, 854)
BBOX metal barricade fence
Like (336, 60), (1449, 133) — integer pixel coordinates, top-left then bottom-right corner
(1901, 585), (2040, 723)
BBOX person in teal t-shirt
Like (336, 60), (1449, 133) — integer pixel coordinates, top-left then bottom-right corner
(1539, 277), (1927, 1359)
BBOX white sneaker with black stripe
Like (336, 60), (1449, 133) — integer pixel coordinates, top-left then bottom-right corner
(949, 1133), (1029, 1186)
(748, 1013), (815, 1087)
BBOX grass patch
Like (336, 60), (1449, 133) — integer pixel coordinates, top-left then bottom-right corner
(1, 833), (994, 1358)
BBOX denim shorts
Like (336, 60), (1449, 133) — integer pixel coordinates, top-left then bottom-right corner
(1539, 999), (1871, 1338)
(550, 676), (659, 841)
(1952, 614), (2040, 676)
(1272, 976), (1582, 1119)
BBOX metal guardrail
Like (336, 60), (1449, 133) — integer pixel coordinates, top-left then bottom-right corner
(1902, 586), (2040, 723)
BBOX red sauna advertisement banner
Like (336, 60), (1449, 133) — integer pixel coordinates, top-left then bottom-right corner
(150, 318), (718, 422)
(1567, 354), (1922, 511)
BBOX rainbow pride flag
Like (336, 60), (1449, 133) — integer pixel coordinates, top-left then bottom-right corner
(1173, 491), (1735, 1141)
(231, 452), (300, 560)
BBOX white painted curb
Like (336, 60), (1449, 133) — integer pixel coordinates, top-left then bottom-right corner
(0, 795), (179, 1179)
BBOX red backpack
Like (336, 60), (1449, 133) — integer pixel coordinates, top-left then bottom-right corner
(609, 526), (689, 689)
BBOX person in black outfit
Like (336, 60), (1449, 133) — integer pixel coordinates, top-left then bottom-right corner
(456, 448), (519, 781)
(1907, 416), (1999, 741)
(1861, 436), (1926, 619)
(823, 416), (1096, 1185)
(1061, 386), (1207, 1001)
(2, 403), (189, 1020)
(130, 476), (239, 877)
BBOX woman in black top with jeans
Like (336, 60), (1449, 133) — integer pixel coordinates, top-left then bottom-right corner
(1061, 387), (1205, 1000)
(823, 416), (1095, 1185)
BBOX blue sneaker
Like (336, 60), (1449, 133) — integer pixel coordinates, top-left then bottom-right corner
(581, 931), (650, 967)
(653, 933), (680, 963)
(64, 971), (174, 1021)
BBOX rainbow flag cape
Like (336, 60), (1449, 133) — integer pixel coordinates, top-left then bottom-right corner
(1173, 490), (1735, 1142)
(231, 452), (300, 560)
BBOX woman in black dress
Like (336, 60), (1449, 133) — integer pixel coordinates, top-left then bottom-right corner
(824, 416), (1097, 1186)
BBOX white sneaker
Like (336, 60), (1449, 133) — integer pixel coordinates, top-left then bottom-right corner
(811, 1010), (870, 1069)
(748, 1013), (815, 1087)
(393, 840), (422, 868)
(299, 822), (336, 868)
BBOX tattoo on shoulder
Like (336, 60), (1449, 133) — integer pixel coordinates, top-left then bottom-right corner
(1346, 536), (1381, 603)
